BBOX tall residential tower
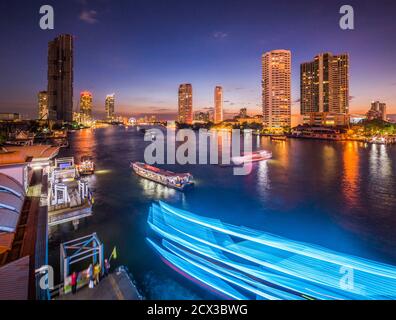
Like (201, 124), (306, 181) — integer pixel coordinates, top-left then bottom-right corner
(38, 91), (48, 120)
(47, 34), (74, 122)
(80, 91), (93, 123)
(262, 50), (291, 129)
(214, 86), (223, 124)
(105, 94), (115, 120)
(301, 53), (349, 115)
(178, 84), (193, 124)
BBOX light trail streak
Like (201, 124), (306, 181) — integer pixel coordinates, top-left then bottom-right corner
(147, 202), (396, 300)
(147, 238), (247, 300)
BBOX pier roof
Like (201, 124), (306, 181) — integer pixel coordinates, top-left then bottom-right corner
(3, 145), (60, 161)
(0, 173), (25, 198)
(0, 174), (25, 252)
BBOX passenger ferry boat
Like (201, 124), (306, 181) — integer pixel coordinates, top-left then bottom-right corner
(270, 135), (287, 141)
(76, 156), (95, 176)
(131, 162), (194, 191)
(231, 150), (272, 166)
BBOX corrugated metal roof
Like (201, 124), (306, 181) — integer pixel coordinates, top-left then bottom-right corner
(0, 174), (25, 234)
(0, 173), (25, 198)
(0, 208), (20, 233)
(0, 256), (30, 300)
(4, 145), (60, 160)
(0, 232), (15, 254)
(0, 192), (24, 213)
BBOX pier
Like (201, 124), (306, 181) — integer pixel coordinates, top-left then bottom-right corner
(51, 234), (142, 301)
(47, 157), (93, 227)
(56, 267), (142, 300)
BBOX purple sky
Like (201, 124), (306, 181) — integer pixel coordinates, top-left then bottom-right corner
(0, 0), (395, 119)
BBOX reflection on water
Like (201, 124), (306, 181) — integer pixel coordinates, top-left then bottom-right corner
(342, 142), (360, 208)
(370, 144), (392, 180)
(49, 128), (396, 300)
(257, 160), (270, 199)
(140, 179), (177, 199)
(322, 145), (337, 187)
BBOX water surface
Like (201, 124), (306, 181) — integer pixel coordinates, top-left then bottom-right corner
(49, 127), (396, 299)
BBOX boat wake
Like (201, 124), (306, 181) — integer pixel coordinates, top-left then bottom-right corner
(147, 202), (396, 300)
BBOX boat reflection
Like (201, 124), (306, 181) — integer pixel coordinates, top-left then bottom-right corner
(139, 178), (177, 199)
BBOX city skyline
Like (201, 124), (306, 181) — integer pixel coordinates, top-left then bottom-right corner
(0, 0), (395, 119)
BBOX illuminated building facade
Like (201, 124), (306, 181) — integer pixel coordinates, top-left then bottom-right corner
(38, 91), (48, 120)
(80, 91), (93, 124)
(367, 101), (387, 121)
(239, 108), (248, 119)
(301, 53), (349, 115)
(193, 111), (211, 123)
(48, 34), (74, 122)
(302, 112), (350, 127)
(105, 94), (115, 120)
(178, 84), (193, 124)
(262, 50), (291, 129)
(214, 86), (223, 124)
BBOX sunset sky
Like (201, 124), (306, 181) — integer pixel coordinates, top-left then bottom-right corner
(0, 0), (395, 119)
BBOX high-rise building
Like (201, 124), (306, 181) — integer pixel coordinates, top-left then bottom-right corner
(178, 84), (193, 124)
(214, 86), (223, 124)
(38, 91), (48, 120)
(301, 53), (349, 115)
(105, 94), (115, 120)
(239, 108), (248, 119)
(193, 111), (211, 123)
(47, 34), (74, 122)
(80, 91), (93, 123)
(367, 101), (387, 121)
(262, 50), (292, 129)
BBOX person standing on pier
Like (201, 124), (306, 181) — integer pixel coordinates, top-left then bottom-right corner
(88, 264), (94, 289)
(94, 263), (101, 285)
(104, 259), (111, 277)
(71, 272), (77, 295)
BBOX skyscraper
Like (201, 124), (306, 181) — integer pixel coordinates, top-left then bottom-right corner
(105, 94), (115, 120)
(367, 101), (387, 121)
(262, 50), (291, 129)
(301, 53), (349, 115)
(239, 108), (248, 119)
(214, 86), (223, 124)
(178, 84), (193, 124)
(47, 34), (74, 122)
(80, 91), (93, 123)
(38, 91), (48, 120)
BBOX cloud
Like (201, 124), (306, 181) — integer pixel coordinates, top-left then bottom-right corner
(152, 108), (173, 112)
(349, 96), (355, 101)
(79, 9), (98, 24)
(213, 31), (228, 39)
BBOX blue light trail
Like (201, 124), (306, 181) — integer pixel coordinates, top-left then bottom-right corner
(146, 201), (396, 300)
